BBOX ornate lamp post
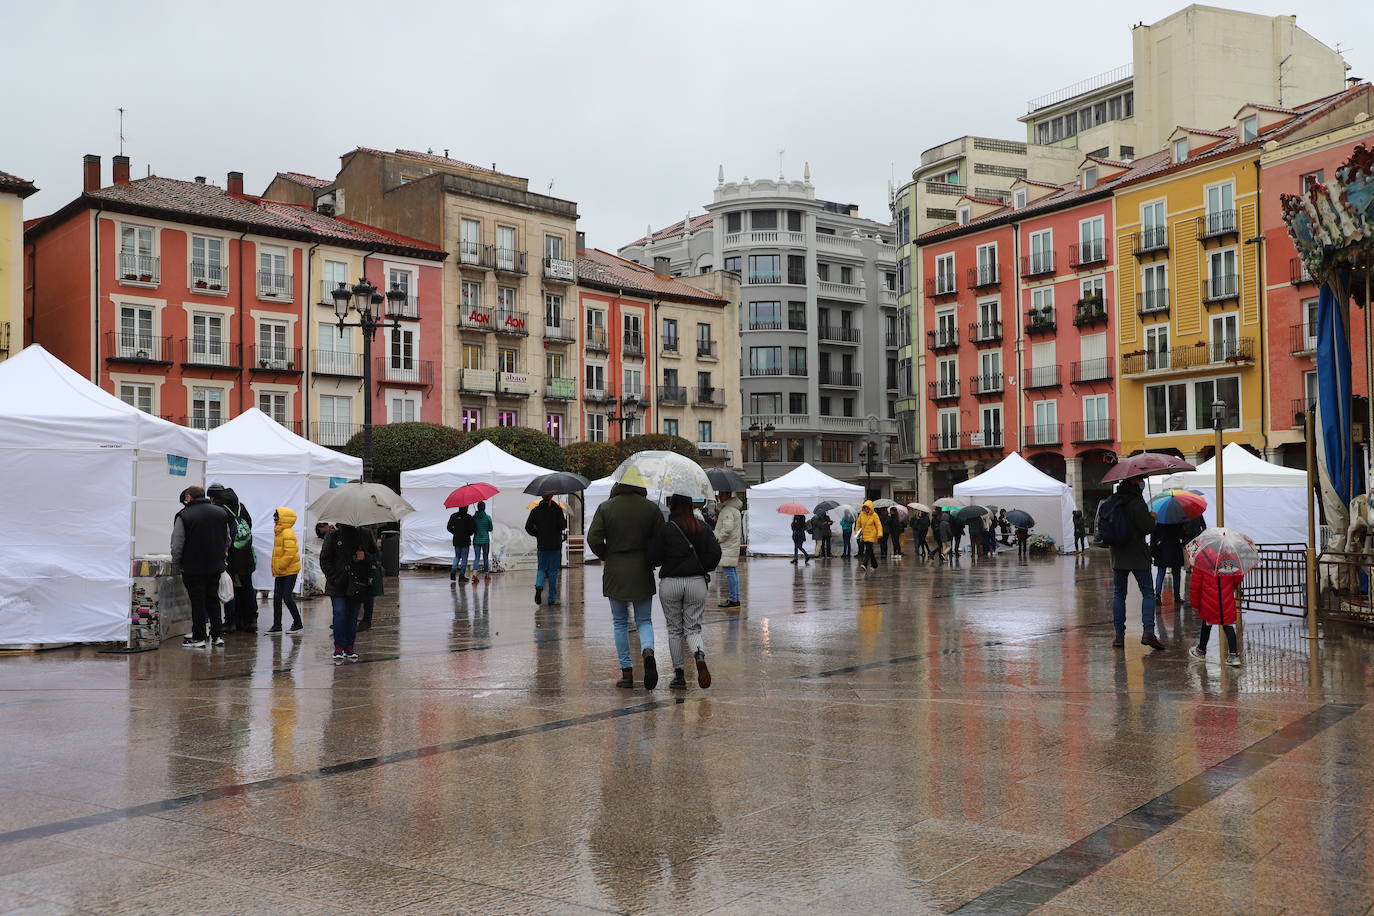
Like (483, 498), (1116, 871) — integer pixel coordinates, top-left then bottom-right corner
(1211, 398), (1227, 527)
(747, 421), (776, 484)
(607, 395), (641, 442)
(859, 439), (881, 500)
(331, 279), (406, 481)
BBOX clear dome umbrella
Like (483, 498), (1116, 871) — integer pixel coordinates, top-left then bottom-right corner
(612, 450), (713, 502)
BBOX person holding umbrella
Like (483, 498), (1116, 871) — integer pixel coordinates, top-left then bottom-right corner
(647, 494), (722, 689)
(1186, 528), (1254, 667)
(791, 513), (813, 565)
(910, 509), (930, 560)
(525, 495), (567, 606)
(447, 505), (476, 584)
(1100, 478), (1164, 650)
(471, 501), (494, 581)
(321, 523), (379, 661)
(839, 508), (854, 560)
(812, 512), (833, 559)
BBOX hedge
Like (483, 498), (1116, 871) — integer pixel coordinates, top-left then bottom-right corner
(465, 426), (568, 472)
(343, 422), (470, 491)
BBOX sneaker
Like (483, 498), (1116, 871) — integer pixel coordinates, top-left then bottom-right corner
(471, 575), (478, 584)
(1188, 646), (1207, 660)
(181, 637), (207, 649)
(345, 651), (360, 661)
(212, 637), (225, 647)
(642, 648), (659, 690)
(1226, 653), (1242, 667)
(332, 649), (345, 661)
(288, 623), (303, 632)
(694, 650), (712, 690)
(265, 626), (282, 634)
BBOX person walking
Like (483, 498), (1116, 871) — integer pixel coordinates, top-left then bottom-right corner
(911, 510), (930, 559)
(714, 491), (743, 608)
(855, 500), (883, 571)
(996, 509), (1013, 546)
(525, 495), (567, 606)
(447, 505), (476, 583)
(266, 507), (303, 633)
(171, 485), (230, 649)
(1151, 522), (1186, 605)
(815, 512), (834, 558)
(950, 510), (966, 557)
(648, 494), (722, 690)
(839, 511), (854, 560)
(889, 509), (905, 557)
(1073, 510), (1089, 553)
(208, 485), (258, 633)
(790, 514), (813, 564)
(935, 509), (953, 564)
(1102, 479), (1164, 650)
(321, 523), (378, 661)
(1187, 543), (1243, 667)
(471, 501), (494, 582)
(967, 513), (985, 559)
(587, 479), (666, 689)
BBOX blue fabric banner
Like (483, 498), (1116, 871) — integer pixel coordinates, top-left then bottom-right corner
(166, 455), (188, 477)
(1315, 279), (1353, 504)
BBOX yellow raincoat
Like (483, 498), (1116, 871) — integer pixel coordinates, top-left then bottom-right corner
(271, 507), (301, 577)
(855, 501), (884, 544)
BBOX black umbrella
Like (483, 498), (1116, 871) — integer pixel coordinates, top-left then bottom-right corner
(1005, 509), (1035, 528)
(813, 499), (841, 515)
(956, 504), (990, 520)
(706, 467), (748, 493)
(523, 472), (591, 496)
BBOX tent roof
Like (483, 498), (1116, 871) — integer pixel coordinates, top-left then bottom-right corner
(207, 408), (361, 477)
(400, 439), (556, 487)
(0, 345), (207, 457)
(749, 462), (864, 496)
(1160, 442), (1306, 489)
(954, 452), (1070, 497)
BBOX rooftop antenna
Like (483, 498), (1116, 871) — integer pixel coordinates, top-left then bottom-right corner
(117, 107), (126, 156)
(548, 179), (555, 193)
(778, 148), (785, 180)
(1278, 54), (1294, 106)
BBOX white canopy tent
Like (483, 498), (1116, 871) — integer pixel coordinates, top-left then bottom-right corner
(954, 452), (1077, 552)
(208, 408), (362, 590)
(578, 475), (615, 559)
(400, 440), (558, 568)
(747, 463), (863, 556)
(1158, 443), (1309, 545)
(0, 345), (208, 643)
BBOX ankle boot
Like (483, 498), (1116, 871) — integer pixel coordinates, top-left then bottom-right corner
(669, 668), (687, 689)
(642, 648), (659, 690)
(1141, 632), (1166, 651)
(615, 667), (634, 688)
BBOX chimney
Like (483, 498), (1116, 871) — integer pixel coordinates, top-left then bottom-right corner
(653, 256), (672, 276)
(576, 230), (586, 252)
(112, 155), (131, 185)
(82, 154), (101, 192)
(194, 176), (206, 184)
(227, 170), (244, 196)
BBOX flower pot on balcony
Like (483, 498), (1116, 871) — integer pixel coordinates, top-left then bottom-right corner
(139, 274), (153, 282)
(122, 273), (137, 280)
(195, 280), (208, 289)
(259, 359), (268, 368)
(286, 361), (295, 370)
(210, 283), (222, 291)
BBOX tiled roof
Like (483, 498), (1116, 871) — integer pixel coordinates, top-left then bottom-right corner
(576, 248), (724, 303)
(1244, 102), (1299, 115)
(1175, 126), (1233, 139)
(274, 171), (332, 189)
(257, 202), (445, 252)
(627, 214), (714, 247)
(0, 170), (37, 198)
(1019, 178), (1063, 189)
(1085, 156), (1132, 170)
(962, 195), (1006, 206)
(354, 147), (501, 176)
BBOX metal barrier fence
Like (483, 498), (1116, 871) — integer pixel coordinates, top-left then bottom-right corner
(1240, 544), (1308, 618)
(1318, 551), (1374, 627)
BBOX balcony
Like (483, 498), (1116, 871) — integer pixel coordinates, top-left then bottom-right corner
(249, 345), (301, 374)
(818, 324), (861, 344)
(969, 319), (1002, 344)
(545, 377), (576, 400)
(1068, 239), (1108, 268)
(971, 373), (1004, 396)
(925, 278), (959, 300)
(880, 289), (898, 307)
(312, 422), (358, 447)
(376, 358), (434, 386)
(1197, 210), (1238, 241)
(1290, 258), (1315, 286)
(494, 249), (527, 275)
(1020, 253), (1055, 278)
(819, 370), (862, 387)
(1071, 358), (1112, 383)
(312, 350), (363, 377)
(816, 280), (866, 301)
(657, 385), (688, 406)
(930, 431), (963, 453)
(256, 271), (293, 300)
(543, 256), (575, 283)
(1024, 423), (1063, 446)
(747, 318), (783, 331)
(661, 338), (681, 357)
(1073, 297), (1108, 327)
(928, 328), (959, 352)
(459, 368), (497, 394)
(967, 265), (1001, 289)
(1291, 396), (1316, 427)
(1025, 308), (1056, 335)
(1137, 290), (1170, 317)
(543, 315), (576, 342)
(1132, 227), (1169, 257)
(694, 387), (726, 408)
(1289, 323), (1317, 356)
(118, 252), (160, 286)
(105, 332), (173, 365)
(1120, 338), (1256, 376)
(189, 261), (228, 293)
(622, 332), (644, 357)
(497, 371), (531, 398)
(586, 327), (608, 352)
(886, 329), (906, 348)
(1024, 364), (1061, 389)
(697, 339), (718, 359)
(746, 365), (784, 377)
(181, 415), (227, 431)
(929, 431), (1002, 453)
(814, 233), (862, 255)
(1071, 418), (1115, 443)
(930, 379), (959, 401)
(458, 241), (496, 269)
(180, 338), (241, 370)
(494, 309), (531, 336)
(388, 292), (420, 320)
(724, 230), (808, 249)
(583, 386), (612, 403)
(460, 305), (494, 332)
(1202, 274), (1239, 304)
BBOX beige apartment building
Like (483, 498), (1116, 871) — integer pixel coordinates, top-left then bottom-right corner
(326, 148), (581, 441)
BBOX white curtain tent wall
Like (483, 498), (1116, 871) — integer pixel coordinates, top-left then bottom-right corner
(0, 345), (208, 644)
(400, 440), (559, 568)
(747, 463), (863, 556)
(579, 475), (615, 559)
(953, 452), (1077, 552)
(207, 408), (362, 591)
(1157, 443), (1309, 546)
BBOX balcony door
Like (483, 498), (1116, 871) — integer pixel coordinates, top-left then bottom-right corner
(191, 313), (225, 364)
(937, 357), (957, 397)
(1210, 313), (1239, 362)
(496, 226), (517, 269)
(1080, 216), (1104, 261)
(936, 309), (956, 345)
(119, 305), (154, 357)
(1083, 394), (1108, 441)
(979, 349), (1001, 389)
(1145, 324), (1170, 370)
(319, 395), (352, 445)
(389, 328), (417, 381)
(1208, 249), (1237, 298)
(1206, 183), (1235, 231)
(980, 406), (1002, 448)
(1033, 400), (1057, 444)
(1142, 201), (1165, 248)
(976, 243), (997, 283)
(318, 322), (353, 375)
(258, 320), (288, 366)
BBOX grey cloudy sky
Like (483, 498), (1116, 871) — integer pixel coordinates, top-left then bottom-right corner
(4, 0), (1369, 249)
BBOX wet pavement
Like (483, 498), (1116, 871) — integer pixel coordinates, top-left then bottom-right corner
(2, 551), (1374, 914)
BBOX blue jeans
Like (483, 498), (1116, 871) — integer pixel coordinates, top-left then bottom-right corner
(722, 566), (739, 602)
(473, 542), (490, 574)
(1154, 565), (1182, 597)
(1112, 568), (1156, 634)
(331, 596), (361, 651)
(451, 546), (469, 577)
(610, 597), (654, 669)
(535, 549), (560, 602)
(841, 532), (852, 557)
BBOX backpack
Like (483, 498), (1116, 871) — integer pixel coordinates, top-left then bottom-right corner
(231, 513), (253, 551)
(1095, 496), (1131, 548)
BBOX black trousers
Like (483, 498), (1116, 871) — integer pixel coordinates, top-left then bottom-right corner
(231, 582), (258, 631)
(858, 541), (878, 568)
(182, 573), (222, 642)
(272, 574), (301, 628)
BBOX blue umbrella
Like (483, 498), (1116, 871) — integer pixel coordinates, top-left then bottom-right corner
(1005, 509), (1035, 528)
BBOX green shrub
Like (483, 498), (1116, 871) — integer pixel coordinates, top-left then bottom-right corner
(344, 422), (469, 491)
(617, 434), (699, 461)
(467, 426), (567, 471)
(562, 441), (620, 480)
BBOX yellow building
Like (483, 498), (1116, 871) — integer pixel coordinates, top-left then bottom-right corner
(1113, 125), (1264, 460)
(0, 170), (38, 362)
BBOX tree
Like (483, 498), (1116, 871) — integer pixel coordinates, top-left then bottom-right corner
(563, 441), (620, 480)
(467, 426), (567, 471)
(343, 422), (469, 491)
(617, 433), (699, 461)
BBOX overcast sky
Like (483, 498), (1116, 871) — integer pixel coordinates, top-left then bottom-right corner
(5, 0), (1370, 250)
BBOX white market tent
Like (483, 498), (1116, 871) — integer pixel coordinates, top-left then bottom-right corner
(0, 345), (208, 644)
(208, 408), (362, 591)
(747, 463), (863, 556)
(400, 440), (558, 567)
(579, 475), (615, 559)
(1158, 443), (1308, 545)
(954, 452), (1077, 552)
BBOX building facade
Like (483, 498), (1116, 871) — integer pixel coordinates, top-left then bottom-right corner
(620, 169), (901, 496)
(24, 156), (446, 437)
(0, 169), (36, 363)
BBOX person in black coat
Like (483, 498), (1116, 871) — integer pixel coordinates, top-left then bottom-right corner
(647, 495), (722, 689)
(321, 524), (378, 661)
(790, 514), (812, 564)
(171, 486), (230, 647)
(447, 506), (476, 583)
(911, 511), (930, 559)
(209, 484), (257, 633)
(525, 497), (567, 606)
(1151, 522), (1187, 603)
(1180, 514), (1207, 609)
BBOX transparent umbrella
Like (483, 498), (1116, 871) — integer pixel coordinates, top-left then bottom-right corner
(933, 496), (967, 509)
(612, 450), (713, 502)
(308, 481), (414, 527)
(1185, 527), (1261, 575)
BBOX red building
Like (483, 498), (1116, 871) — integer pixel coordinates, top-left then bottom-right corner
(24, 155), (446, 442)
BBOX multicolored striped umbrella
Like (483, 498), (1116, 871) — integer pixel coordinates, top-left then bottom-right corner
(1150, 488), (1208, 524)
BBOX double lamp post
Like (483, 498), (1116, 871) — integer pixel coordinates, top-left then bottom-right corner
(331, 278), (407, 483)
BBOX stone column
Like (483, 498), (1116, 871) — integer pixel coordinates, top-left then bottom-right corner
(1065, 456), (1084, 510)
(917, 460), (934, 504)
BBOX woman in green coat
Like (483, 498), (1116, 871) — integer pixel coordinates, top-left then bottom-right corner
(587, 482), (667, 689)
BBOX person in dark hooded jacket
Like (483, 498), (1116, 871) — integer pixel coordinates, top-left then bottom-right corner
(209, 484), (257, 633)
(447, 506), (475, 583)
(525, 496), (567, 606)
(587, 480), (667, 689)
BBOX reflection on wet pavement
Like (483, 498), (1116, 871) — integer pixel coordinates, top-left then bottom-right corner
(2, 552), (1374, 914)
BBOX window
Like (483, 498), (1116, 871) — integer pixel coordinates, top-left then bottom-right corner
(935, 254), (955, 293)
(839, 265), (853, 286)
(723, 255), (741, 273)
(1192, 377), (1241, 430)
(1146, 382), (1187, 435)
(496, 226), (517, 270)
(498, 410), (518, 428)
(1141, 200), (1166, 249)
(748, 301), (781, 329)
(1031, 286), (1054, 319)
(585, 363), (605, 392)
(976, 243), (997, 283)
(190, 235), (224, 287)
(935, 308), (956, 345)
(697, 322), (713, 353)
(545, 414), (564, 444)
(938, 408), (959, 449)
(1302, 298), (1319, 349)
(1241, 115), (1258, 142)
(1032, 400), (1057, 444)
(1080, 332), (1107, 376)
(462, 343), (483, 370)
(388, 267), (414, 307)
(749, 346), (782, 375)
(748, 254), (781, 283)
(1030, 340), (1055, 383)
(119, 382), (153, 414)
(842, 397), (855, 417)
(318, 321), (353, 374)
(751, 392), (783, 415)
(784, 301), (805, 331)
(388, 394), (418, 423)
(696, 371), (711, 396)
(1079, 216), (1105, 262)
(545, 293), (564, 330)
(1304, 371), (1319, 410)
(119, 224), (155, 280)
(1029, 229), (1053, 273)
(697, 421), (713, 443)
(662, 318), (678, 352)
(497, 347), (517, 373)
(725, 212), (742, 234)
(957, 205), (971, 225)
(324, 259), (348, 298)
(788, 347), (807, 375)
(1145, 324), (1170, 370)
(789, 392), (807, 415)
(979, 349), (1001, 384)
(118, 304), (154, 356)
(785, 438), (805, 462)
(496, 285), (517, 318)
(976, 299), (999, 338)
(623, 313), (642, 350)
(1013, 188), (1027, 209)
(319, 395), (353, 444)
(461, 408), (482, 433)
(190, 386), (224, 429)
(818, 396), (831, 416)
(544, 235), (563, 262)
(461, 280), (481, 311)
(1080, 275), (1106, 302)
(257, 391), (288, 424)
(980, 406), (1002, 447)
(257, 320), (289, 366)
(389, 327), (417, 380)
(896, 208), (911, 246)
(1141, 263), (1168, 312)
(821, 439), (854, 464)
(1205, 183), (1236, 234)
(1120, 145), (1135, 160)
(1082, 167), (1098, 190)
(663, 418), (679, 437)
(817, 263), (830, 282)
(787, 210), (803, 232)
(258, 245), (289, 295)
(1173, 138), (1188, 162)
(1301, 170), (1325, 192)
(586, 413), (605, 442)
(1083, 394), (1109, 440)
(897, 257), (910, 294)
(1207, 249), (1237, 300)
(751, 209), (777, 231)
(624, 368), (642, 398)
(190, 313), (226, 364)
(787, 255), (806, 285)
(1210, 312), (1240, 361)
(460, 219), (481, 262)
(885, 272), (896, 291)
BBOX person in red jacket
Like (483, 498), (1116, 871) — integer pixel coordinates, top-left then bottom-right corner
(1187, 546), (1243, 667)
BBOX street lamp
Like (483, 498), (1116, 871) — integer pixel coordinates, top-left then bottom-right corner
(859, 439), (881, 500)
(607, 395), (641, 442)
(748, 421), (776, 484)
(1211, 398), (1227, 527)
(330, 278), (406, 481)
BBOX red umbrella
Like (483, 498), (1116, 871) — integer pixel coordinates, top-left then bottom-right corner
(776, 502), (809, 516)
(444, 482), (500, 508)
(1101, 452), (1195, 483)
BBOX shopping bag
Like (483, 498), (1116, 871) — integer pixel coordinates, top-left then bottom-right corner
(217, 571), (234, 603)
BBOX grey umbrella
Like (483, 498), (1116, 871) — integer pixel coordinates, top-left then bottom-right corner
(813, 499), (841, 515)
(706, 467), (749, 493)
(524, 472), (591, 496)
(308, 482), (414, 527)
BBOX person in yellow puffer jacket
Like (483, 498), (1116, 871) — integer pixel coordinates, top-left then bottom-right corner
(855, 500), (883, 571)
(268, 507), (303, 632)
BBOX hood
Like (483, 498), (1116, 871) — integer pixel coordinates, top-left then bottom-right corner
(216, 487), (241, 511)
(721, 495), (742, 510)
(861, 500), (875, 512)
(275, 507), (297, 530)
(610, 482), (648, 499)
